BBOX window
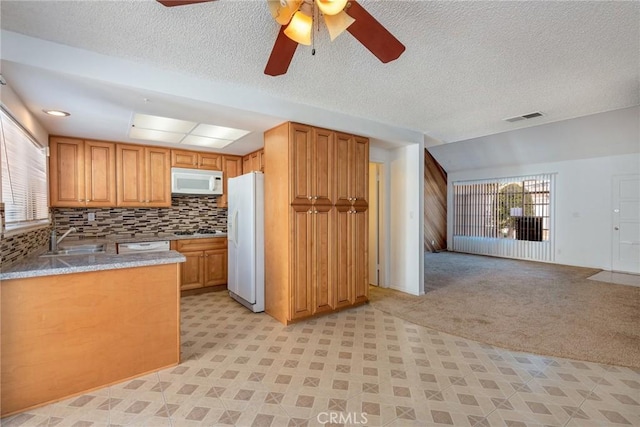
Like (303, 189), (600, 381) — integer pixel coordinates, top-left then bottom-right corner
(453, 174), (553, 242)
(0, 108), (49, 232)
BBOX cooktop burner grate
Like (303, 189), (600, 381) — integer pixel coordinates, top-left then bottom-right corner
(173, 230), (194, 236)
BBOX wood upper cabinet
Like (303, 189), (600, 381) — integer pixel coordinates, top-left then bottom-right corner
(145, 147), (171, 206)
(49, 137), (115, 207)
(218, 155), (243, 208)
(335, 133), (369, 208)
(116, 144), (170, 207)
(290, 124), (334, 206)
(171, 149), (222, 170)
(172, 238), (227, 291)
(242, 149), (265, 174)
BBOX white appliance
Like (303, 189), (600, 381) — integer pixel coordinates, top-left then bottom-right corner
(118, 240), (170, 253)
(171, 167), (223, 195)
(227, 172), (264, 312)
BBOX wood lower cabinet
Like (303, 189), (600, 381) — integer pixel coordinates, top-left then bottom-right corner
(264, 122), (368, 325)
(116, 144), (171, 207)
(49, 137), (116, 207)
(172, 238), (227, 291)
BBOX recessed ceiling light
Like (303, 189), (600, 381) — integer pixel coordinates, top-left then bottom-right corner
(181, 134), (233, 148)
(128, 113), (251, 147)
(133, 113), (196, 133)
(43, 109), (70, 117)
(130, 127), (185, 144)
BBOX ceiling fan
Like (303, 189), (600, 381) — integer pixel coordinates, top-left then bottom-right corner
(157, 0), (405, 76)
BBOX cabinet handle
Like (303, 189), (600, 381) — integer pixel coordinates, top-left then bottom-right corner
(313, 196), (318, 200)
(78, 199), (84, 202)
(314, 210), (318, 214)
(308, 196), (313, 200)
(307, 209), (313, 214)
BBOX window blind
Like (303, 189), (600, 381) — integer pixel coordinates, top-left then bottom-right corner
(0, 108), (49, 230)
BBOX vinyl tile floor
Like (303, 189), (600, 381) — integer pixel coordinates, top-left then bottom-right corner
(3, 291), (639, 427)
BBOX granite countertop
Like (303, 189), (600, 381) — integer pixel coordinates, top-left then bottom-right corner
(111, 232), (227, 244)
(1, 232), (228, 281)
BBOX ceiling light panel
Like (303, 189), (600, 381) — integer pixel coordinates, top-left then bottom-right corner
(129, 127), (185, 143)
(191, 123), (251, 141)
(133, 113), (197, 133)
(181, 134), (234, 148)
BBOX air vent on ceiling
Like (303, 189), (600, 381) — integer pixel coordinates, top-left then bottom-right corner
(504, 111), (544, 123)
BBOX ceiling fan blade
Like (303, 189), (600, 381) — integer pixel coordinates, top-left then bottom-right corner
(345, 1), (405, 63)
(157, 0), (215, 7)
(264, 26), (299, 76)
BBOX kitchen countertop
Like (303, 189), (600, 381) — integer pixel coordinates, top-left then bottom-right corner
(111, 232), (227, 243)
(1, 232), (227, 281)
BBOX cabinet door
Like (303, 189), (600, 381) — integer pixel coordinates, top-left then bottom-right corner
(334, 132), (352, 207)
(312, 127), (334, 206)
(145, 147), (171, 207)
(49, 137), (85, 207)
(116, 144), (145, 206)
(351, 136), (369, 208)
(335, 206), (368, 307)
(218, 155), (243, 208)
(198, 153), (222, 171)
(258, 149), (265, 172)
(290, 206), (313, 320)
(290, 123), (313, 205)
(171, 150), (198, 168)
(242, 155), (251, 174)
(204, 249), (227, 286)
(352, 207), (369, 304)
(84, 141), (116, 207)
(334, 206), (352, 309)
(250, 152), (259, 173)
(312, 205), (334, 314)
(180, 251), (204, 290)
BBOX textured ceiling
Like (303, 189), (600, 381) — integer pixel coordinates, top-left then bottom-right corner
(1, 0), (638, 145)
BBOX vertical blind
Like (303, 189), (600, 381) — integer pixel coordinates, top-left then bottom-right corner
(452, 174), (555, 262)
(0, 108), (49, 230)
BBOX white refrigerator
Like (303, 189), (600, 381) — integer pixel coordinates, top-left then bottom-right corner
(227, 172), (265, 312)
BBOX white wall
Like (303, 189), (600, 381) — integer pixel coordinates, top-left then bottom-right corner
(441, 106), (640, 270)
(0, 84), (48, 146)
(388, 143), (425, 295)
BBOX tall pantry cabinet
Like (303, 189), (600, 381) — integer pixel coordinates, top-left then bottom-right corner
(264, 122), (369, 325)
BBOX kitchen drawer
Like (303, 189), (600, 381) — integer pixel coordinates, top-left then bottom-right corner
(175, 237), (227, 252)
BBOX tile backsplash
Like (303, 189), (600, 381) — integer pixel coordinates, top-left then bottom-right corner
(53, 196), (227, 237)
(1, 225), (52, 269)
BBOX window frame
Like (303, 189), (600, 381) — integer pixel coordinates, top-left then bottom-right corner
(0, 106), (50, 236)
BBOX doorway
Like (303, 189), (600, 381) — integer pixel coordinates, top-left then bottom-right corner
(612, 174), (640, 274)
(369, 162), (385, 286)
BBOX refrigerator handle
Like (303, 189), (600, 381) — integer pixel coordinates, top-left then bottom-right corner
(229, 209), (239, 246)
(233, 209), (239, 246)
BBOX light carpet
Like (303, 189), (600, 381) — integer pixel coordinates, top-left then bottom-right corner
(369, 252), (640, 369)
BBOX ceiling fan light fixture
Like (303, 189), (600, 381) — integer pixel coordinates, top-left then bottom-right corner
(316, 0), (347, 16)
(268, 0), (302, 25)
(323, 10), (355, 41)
(284, 10), (312, 45)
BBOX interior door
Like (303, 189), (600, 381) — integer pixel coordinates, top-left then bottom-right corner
(612, 174), (640, 273)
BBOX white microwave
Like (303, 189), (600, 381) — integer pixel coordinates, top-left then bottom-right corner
(171, 167), (223, 195)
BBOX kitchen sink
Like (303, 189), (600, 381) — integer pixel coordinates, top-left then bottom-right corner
(40, 243), (107, 257)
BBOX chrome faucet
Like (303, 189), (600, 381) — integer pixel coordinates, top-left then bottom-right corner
(50, 227), (76, 252)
